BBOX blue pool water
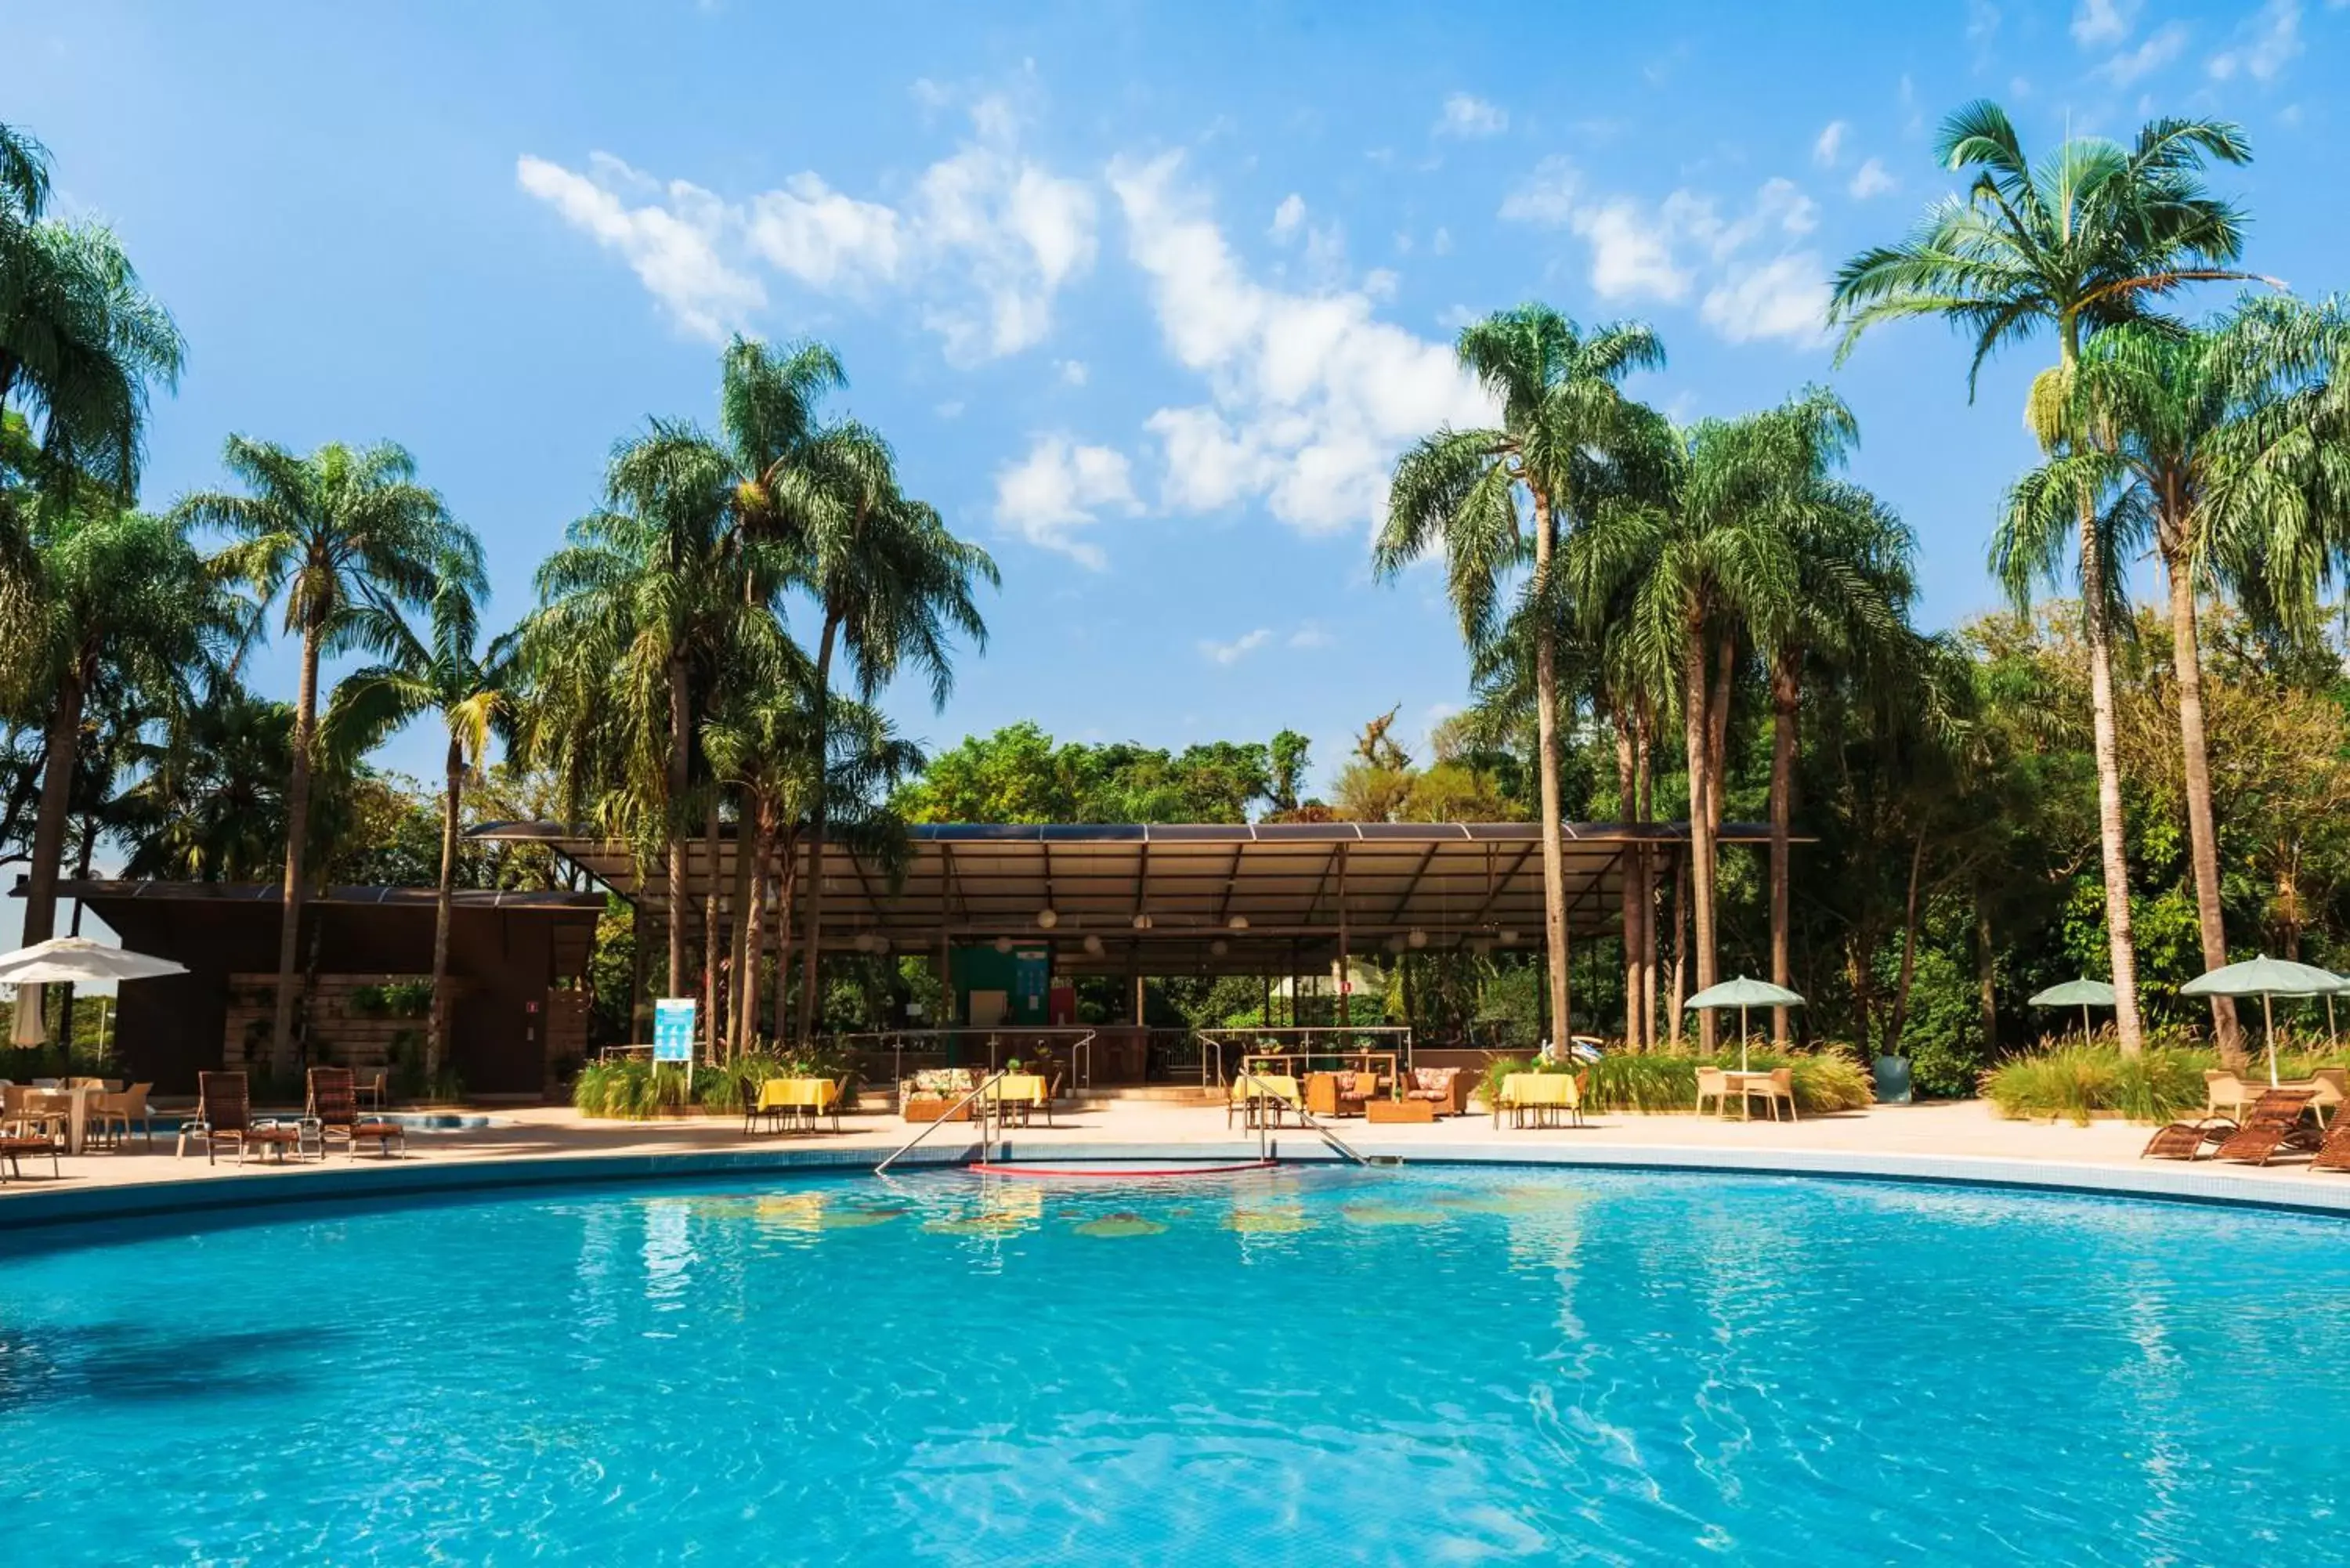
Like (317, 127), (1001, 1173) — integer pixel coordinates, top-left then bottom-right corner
(2, 1166), (2345, 1564)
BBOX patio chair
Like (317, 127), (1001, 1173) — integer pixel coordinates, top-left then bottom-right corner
(1695, 1067), (1733, 1118)
(180, 1071), (302, 1165)
(3, 1083), (70, 1147)
(2141, 1115), (2239, 1161)
(1401, 1066), (1469, 1117)
(1741, 1068), (1799, 1122)
(2212, 1089), (2323, 1167)
(306, 1068), (407, 1158)
(90, 1082), (155, 1150)
(0, 1086), (63, 1181)
(2308, 1067), (2347, 1129)
(2204, 1070), (2257, 1122)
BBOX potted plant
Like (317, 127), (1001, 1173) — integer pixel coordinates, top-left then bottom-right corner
(1872, 1042), (1913, 1104)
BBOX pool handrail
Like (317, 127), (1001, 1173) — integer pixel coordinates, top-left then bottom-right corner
(875, 1070), (1010, 1175)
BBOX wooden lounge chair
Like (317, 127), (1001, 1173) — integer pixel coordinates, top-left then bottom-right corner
(306, 1068), (407, 1158)
(180, 1071), (302, 1165)
(2141, 1116), (2237, 1160)
(2212, 1089), (2323, 1167)
(2311, 1116), (2350, 1174)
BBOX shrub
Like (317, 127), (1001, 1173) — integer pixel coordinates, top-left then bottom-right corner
(1980, 1042), (2346, 1124)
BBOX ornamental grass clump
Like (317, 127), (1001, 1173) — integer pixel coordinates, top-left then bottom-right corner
(1979, 1042), (2346, 1125)
(1479, 1047), (1873, 1115)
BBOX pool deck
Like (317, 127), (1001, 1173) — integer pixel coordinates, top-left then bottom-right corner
(5, 1095), (2348, 1233)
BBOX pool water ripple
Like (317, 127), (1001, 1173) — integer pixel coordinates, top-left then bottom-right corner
(2, 1166), (2345, 1564)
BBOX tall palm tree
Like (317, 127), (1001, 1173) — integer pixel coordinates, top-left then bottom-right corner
(324, 549), (510, 1088)
(177, 439), (460, 1072)
(1379, 305), (1666, 1044)
(1734, 392), (1915, 1043)
(1831, 101), (2264, 1054)
(1573, 409), (1804, 1048)
(4, 504), (230, 1043)
(786, 427), (993, 1044)
(2003, 298), (2348, 1053)
(113, 684), (307, 883)
(0, 121), (184, 504)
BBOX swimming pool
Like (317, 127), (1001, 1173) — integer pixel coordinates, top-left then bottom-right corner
(2, 1165), (2342, 1563)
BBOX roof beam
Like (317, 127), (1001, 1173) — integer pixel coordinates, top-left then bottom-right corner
(1466, 840), (1540, 927)
(1385, 840), (1444, 925)
(1212, 841), (1248, 927)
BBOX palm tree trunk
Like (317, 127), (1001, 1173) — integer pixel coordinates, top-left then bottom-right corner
(1682, 620), (1719, 1050)
(1636, 710), (1656, 1050)
(1668, 848), (1688, 1046)
(796, 613), (842, 1046)
(1707, 634), (1733, 834)
(428, 733), (462, 1091)
(10, 668), (84, 1046)
(270, 622), (324, 1075)
(772, 829), (798, 1038)
(2164, 545), (2240, 1062)
(1885, 829), (1927, 1057)
(2079, 515), (2146, 1055)
(1769, 656), (1799, 1045)
(1975, 893), (1998, 1052)
(666, 655), (690, 998)
(1528, 491), (1574, 1048)
(1614, 709), (1641, 1047)
(701, 797), (721, 1063)
(727, 800), (755, 1059)
(740, 807), (770, 1051)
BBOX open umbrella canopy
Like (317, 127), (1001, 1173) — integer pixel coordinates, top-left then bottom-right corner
(0, 937), (189, 985)
(2027, 979), (2117, 1008)
(2180, 956), (2344, 1088)
(1683, 977), (1805, 1074)
(1683, 977), (1806, 1010)
(2179, 956), (2344, 999)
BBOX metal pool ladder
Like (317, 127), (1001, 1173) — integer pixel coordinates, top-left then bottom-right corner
(1231, 1069), (1379, 1168)
(876, 1071), (1008, 1175)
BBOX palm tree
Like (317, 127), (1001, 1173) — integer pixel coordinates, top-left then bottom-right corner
(4, 504), (230, 1043)
(1831, 101), (2265, 1054)
(1735, 392), (1915, 1043)
(113, 685), (308, 883)
(177, 439), (459, 1072)
(0, 121), (184, 503)
(1378, 305), (1666, 1045)
(1573, 408), (1805, 1049)
(786, 426), (994, 1044)
(2001, 298), (2348, 1053)
(324, 550), (510, 1089)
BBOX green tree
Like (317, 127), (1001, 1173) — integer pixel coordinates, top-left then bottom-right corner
(1831, 100), (2263, 1055)
(178, 439), (462, 1071)
(1378, 304), (1665, 1045)
(324, 549), (512, 1086)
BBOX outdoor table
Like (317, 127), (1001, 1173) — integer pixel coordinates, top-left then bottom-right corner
(1721, 1071), (1788, 1121)
(986, 1073), (1050, 1125)
(1237, 1074), (1300, 1130)
(22, 1085), (99, 1153)
(757, 1077), (841, 1131)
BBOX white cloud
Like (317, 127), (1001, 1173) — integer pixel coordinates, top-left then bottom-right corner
(1270, 193), (1307, 239)
(1497, 155), (1581, 227)
(515, 154), (764, 339)
(1057, 358), (1089, 385)
(1847, 157), (1898, 199)
(992, 434), (1141, 569)
(517, 97), (1094, 359)
(1289, 623), (1334, 649)
(1430, 226), (1453, 255)
(1111, 153), (1494, 537)
(2099, 22), (2187, 84)
(1573, 198), (1692, 302)
(1434, 93), (1509, 139)
(1812, 121), (1849, 167)
(1701, 254), (1832, 345)
(2211, 0), (2304, 81)
(2072, 0), (2137, 45)
(1199, 628), (1273, 665)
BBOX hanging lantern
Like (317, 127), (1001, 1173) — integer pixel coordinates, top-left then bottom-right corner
(1385, 934), (1406, 954)
(1227, 915), (1250, 931)
(1499, 930), (1520, 947)
(1082, 934), (1105, 956)
(1407, 928), (1428, 949)
(993, 935), (1014, 954)
(1132, 913), (1154, 930)
(1036, 908), (1060, 930)
(1209, 938), (1229, 957)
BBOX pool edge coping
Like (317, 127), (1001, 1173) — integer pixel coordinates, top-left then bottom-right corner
(5, 1136), (2349, 1236)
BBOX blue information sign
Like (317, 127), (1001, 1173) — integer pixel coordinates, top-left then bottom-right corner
(653, 998), (696, 1063)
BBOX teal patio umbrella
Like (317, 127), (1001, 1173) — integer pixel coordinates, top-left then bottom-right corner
(2026, 977), (2117, 1043)
(2180, 956), (2345, 1086)
(1683, 976), (1806, 1072)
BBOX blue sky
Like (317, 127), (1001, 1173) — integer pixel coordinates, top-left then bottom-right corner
(9, 0), (2346, 800)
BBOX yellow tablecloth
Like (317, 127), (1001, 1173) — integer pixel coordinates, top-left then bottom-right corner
(757, 1078), (840, 1112)
(983, 1073), (1050, 1106)
(1502, 1073), (1578, 1107)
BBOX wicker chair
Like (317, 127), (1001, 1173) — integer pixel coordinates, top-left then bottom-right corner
(306, 1068), (407, 1158)
(2312, 1115), (2350, 1174)
(2212, 1089), (2324, 1166)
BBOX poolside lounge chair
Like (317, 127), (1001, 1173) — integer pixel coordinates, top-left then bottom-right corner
(0, 1086), (63, 1181)
(2146, 1088), (2316, 1163)
(2211, 1089), (2323, 1167)
(2312, 1115), (2350, 1174)
(306, 1068), (407, 1158)
(180, 1071), (302, 1165)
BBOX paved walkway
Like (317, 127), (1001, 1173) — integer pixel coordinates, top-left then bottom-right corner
(6, 1098), (2348, 1220)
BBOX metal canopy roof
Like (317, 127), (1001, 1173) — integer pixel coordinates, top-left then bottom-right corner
(471, 820), (1772, 975)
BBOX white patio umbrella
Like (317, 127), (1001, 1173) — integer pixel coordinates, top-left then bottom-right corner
(1, 938), (187, 1047)
(2179, 956), (2345, 1087)
(1683, 976), (1806, 1072)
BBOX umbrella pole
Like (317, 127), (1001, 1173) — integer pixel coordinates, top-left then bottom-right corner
(1740, 1005), (1749, 1074)
(2264, 992), (2278, 1088)
(2081, 1004), (2090, 1043)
